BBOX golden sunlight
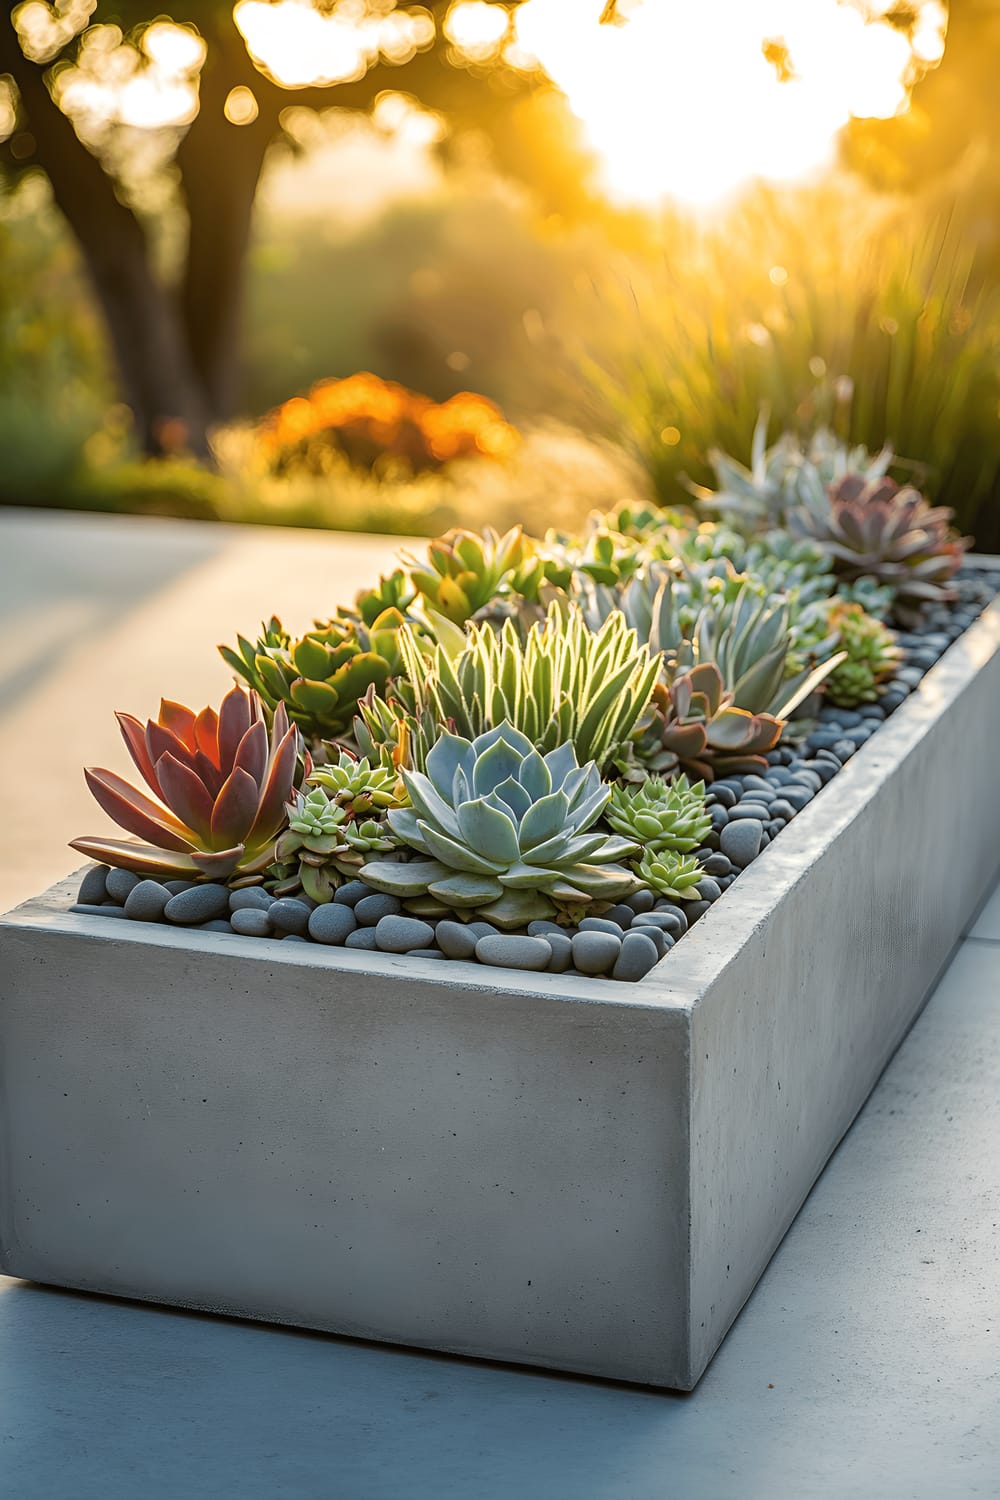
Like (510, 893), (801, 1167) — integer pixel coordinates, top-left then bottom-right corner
(234, 0), (435, 89)
(511, 0), (946, 205)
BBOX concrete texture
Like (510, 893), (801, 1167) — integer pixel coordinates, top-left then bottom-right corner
(1, 913), (998, 1499)
(0, 876), (691, 1386)
(968, 878), (1000, 943)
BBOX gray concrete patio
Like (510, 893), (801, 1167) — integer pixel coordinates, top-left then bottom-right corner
(1, 509), (998, 1498)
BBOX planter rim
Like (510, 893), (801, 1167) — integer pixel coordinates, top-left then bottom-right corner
(6, 553), (999, 1018)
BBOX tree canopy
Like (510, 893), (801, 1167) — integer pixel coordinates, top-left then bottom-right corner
(0, 1), (604, 455)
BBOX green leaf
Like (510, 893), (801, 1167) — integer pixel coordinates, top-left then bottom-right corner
(517, 790), (570, 851)
(419, 823), (506, 875)
(292, 636), (333, 681)
(427, 872), (504, 907)
(358, 859), (449, 897)
(456, 799), (520, 865)
(477, 888), (554, 930)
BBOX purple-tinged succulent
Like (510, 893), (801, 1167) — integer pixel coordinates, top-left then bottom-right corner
(790, 473), (968, 625)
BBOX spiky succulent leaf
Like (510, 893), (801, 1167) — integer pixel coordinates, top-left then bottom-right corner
(361, 603), (661, 774)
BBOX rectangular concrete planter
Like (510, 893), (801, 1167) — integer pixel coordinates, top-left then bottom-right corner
(3, 574), (1000, 1390)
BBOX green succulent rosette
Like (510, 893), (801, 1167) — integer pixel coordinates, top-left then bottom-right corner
(271, 783), (403, 903)
(360, 723), (640, 929)
(605, 774), (711, 854)
(824, 603), (903, 707)
(634, 847), (704, 902)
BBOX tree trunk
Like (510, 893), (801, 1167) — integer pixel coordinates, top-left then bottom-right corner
(0, 17), (212, 458)
(177, 29), (282, 423)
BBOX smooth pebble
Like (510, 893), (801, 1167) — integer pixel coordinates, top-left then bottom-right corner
(571, 930), (621, 976)
(475, 934), (551, 971)
(268, 898), (312, 935)
(612, 930), (660, 982)
(307, 904), (357, 945)
(719, 819), (762, 869)
(164, 883), (230, 925)
(123, 880), (170, 922)
(375, 915), (436, 953)
(230, 908), (273, 938)
(105, 868), (141, 904)
(77, 865), (110, 904)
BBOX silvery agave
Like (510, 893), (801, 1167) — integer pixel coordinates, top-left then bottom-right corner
(690, 411), (892, 534)
(580, 568), (841, 720)
(360, 723), (640, 929)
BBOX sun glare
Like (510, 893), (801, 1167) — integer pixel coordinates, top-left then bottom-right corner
(234, 0), (435, 89)
(511, 0), (945, 205)
(43, 0), (946, 210)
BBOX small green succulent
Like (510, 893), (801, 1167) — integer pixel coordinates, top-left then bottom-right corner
(309, 747), (404, 813)
(271, 782), (403, 902)
(220, 607), (416, 749)
(406, 525), (535, 624)
(359, 723), (640, 929)
(824, 602), (903, 707)
(634, 847), (704, 902)
(269, 749), (407, 900)
(605, 775), (711, 854)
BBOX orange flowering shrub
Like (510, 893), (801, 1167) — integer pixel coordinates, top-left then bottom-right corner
(258, 373), (519, 475)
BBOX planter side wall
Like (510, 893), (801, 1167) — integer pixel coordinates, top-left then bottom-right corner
(684, 598), (1000, 1383)
(0, 921), (692, 1387)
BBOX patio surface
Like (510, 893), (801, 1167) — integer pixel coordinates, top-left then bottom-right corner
(1, 509), (998, 1499)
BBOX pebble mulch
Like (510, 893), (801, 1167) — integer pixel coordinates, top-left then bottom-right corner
(69, 570), (1000, 984)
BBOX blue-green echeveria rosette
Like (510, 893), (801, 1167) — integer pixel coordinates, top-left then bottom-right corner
(360, 723), (641, 929)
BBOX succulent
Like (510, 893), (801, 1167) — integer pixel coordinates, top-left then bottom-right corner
(579, 569), (840, 719)
(634, 847), (705, 902)
(219, 606), (413, 749)
(71, 687), (302, 881)
(270, 748), (406, 900)
(359, 602), (662, 774)
(308, 747), (405, 814)
(823, 603), (903, 708)
(271, 785), (402, 902)
(604, 774), (711, 854)
(535, 526), (646, 593)
(691, 412), (892, 534)
(626, 662), (785, 783)
(789, 472), (968, 626)
(406, 525), (535, 624)
(835, 575), (895, 620)
(359, 723), (640, 929)
(351, 569), (418, 627)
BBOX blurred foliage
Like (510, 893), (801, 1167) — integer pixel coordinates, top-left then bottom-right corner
(0, 190), (113, 504)
(572, 184), (1000, 544)
(243, 187), (591, 416)
(257, 371), (518, 475)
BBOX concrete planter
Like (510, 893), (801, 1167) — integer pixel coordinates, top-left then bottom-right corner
(3, 579), (1000, 1390)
